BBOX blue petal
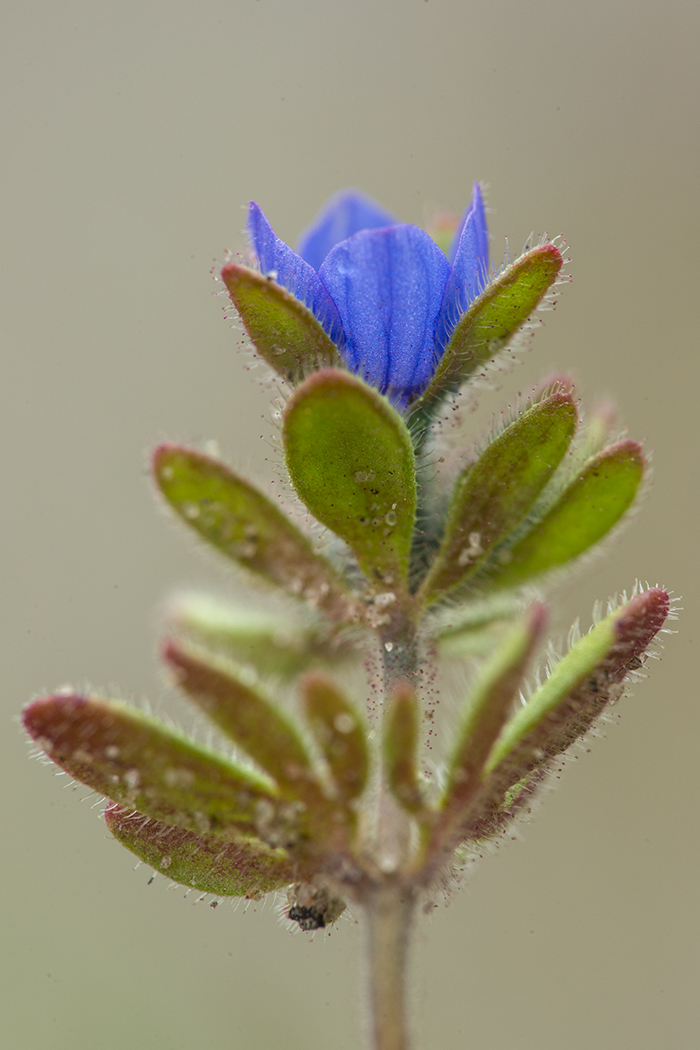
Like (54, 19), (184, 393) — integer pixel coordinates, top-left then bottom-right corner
(436, 184), (489, 350)
(446, 183), (488, 266)
(247, 202), (344, 345)
(319, 225), (450, 400)
(296, 190), (398, 272)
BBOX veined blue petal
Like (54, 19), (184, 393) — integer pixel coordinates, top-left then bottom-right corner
(296, 190), (398, 271)
(319, 225), (450, 400)
(247, 202), (345, 346)
(446, 183), (488, 265)
(436, 184), (489, 350)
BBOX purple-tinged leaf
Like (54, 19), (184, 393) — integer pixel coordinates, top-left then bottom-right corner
(153, 444), (359, 625)
(466, 588), (670, 840)
(105, 805), (297, 898)
(301, 672), (368, 804)
(383, 681), (425, 815)
(163, 640), (321, 803)
(23, 694), (275, 836)
(441, 604), (547, 814)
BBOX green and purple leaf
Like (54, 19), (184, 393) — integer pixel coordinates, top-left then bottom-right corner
(153, 444), (357, 624)
(23, 694), (276, 836)
(105, 804), (297, 898)
(163, 640), (322, 803)
(383, 681), (426, 815)
(466, 587), (670, 839)
(301, 672), (369, 804)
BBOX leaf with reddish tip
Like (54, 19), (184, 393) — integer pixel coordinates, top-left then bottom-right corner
(466, 588), (670, 838)
(485, 440), (646, 590)
(153, 444), (356, 623)
(221, 262), (343, 384)
(383, 681), (425, 814)
(417, 393), (577, 607)
(301, 672), (368, 803)
(22, 694), (276, 836)
(283, 369), (416, 591)
(163, 640), (321, 802)
(105, 804), (297, 898)
(410, 243), (563, 417)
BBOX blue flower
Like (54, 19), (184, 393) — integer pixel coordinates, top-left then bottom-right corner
(246, 186), (489, 403)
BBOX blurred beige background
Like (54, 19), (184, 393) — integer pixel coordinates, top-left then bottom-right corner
(1, 1), (697, 1048)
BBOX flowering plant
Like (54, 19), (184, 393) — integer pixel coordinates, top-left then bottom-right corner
(23, 186), (671, 1050)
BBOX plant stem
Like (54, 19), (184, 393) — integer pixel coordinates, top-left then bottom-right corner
(362, 880), (416, 1050)
(360, 611), (420, 1049)
(380, 607), (419, 691)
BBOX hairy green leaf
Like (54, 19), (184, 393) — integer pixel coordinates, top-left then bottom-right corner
(283, 369), (416, 592)
(411, 243), (563, 417)
(441, 604), (547, 814)
(301, 672), (368, 803)
(383, 681), (425, 814)
(485, 440), (645, 590)
(467, 588), (670, 838)
(164, 640), (321, 803)
(221, 262), (342, 384)
(23, 694), (275, 836)
(417, 393), (577, 607)
(153, 444), (356, 623)
(167, 593), (355, 679)
(106, 804), (296, 898)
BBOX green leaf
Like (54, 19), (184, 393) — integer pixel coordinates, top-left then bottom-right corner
(433, 594), (523, 659)
(383, 681), (425, 814)
(105, 804), (296, 898)
(221, 262), (342, 384)
(417, 393), (577, 607)
(441, 604), (547, 813)
(410, 243), (563, 418)
(153, 444), (357, 624)
(466, 588), (670, 839)
(301, 672), (368, 803)
(164, 640), (322, 803)
(22, 694), (276, 836)
(283, 369), (417, 593)
(485, 439), (645, 590)
(167, 593), (355, 679)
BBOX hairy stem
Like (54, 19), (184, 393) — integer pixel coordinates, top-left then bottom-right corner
(362, 880), (416, 1050)
(378, 612), (419, 867)
(380, 609), (419, 691)
(360, 611), (420, 1048)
